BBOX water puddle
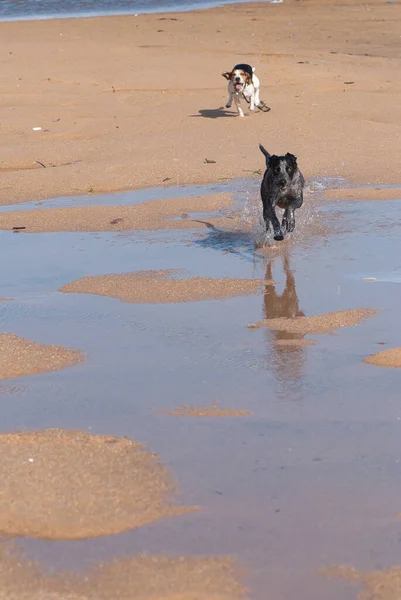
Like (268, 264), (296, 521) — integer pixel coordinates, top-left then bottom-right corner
(0, 175), (340, 212)
(1, 179), (401, 599)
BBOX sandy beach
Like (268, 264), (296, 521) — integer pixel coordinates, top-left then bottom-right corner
(0, 0), (400, 204)
(1, 1), (401, 599)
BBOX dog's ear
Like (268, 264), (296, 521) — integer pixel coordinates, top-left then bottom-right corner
(285, 153), (297, 166)
(259, 144), (271, 163)
(245, 73), (252, 85)
(222, 71), (232, 80)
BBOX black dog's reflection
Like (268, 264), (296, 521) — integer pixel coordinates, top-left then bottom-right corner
(263, 253), (307, 383)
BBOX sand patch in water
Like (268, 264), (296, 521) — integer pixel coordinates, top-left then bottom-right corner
(161, 402), (251, 417)
(252, 308), (378, 334)
(323, 565), (401, 600)
(0, 543), (246, 600)
(363, 347), (401, 368)
(60, 270), (266, 304)
(0, 193), (235, 233)
(0, 429), (196, 540)
(74, 554), (247, 600)
(0, 334), (83, 380)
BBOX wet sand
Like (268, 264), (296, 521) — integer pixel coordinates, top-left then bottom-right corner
(0, 0), (400, 204)
(0, 0), (401, 596)
(0, 543), (245, 600)
(324, 565), (401, 600)
(162, 402), (252, 417)
(2, 196), (401, 600)
(73, 554), (246, 599)
(363, 347), (401, 368)
(0, 334), (83, 379)
(0, 193), (235, 232)
(252, 308), (378, 335)
(59, 270), (266, 303)
(0, 429), (195, 539)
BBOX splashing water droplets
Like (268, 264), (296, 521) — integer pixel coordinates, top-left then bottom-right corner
(233, 175), (330, 250)
(240, 186), (266, 247)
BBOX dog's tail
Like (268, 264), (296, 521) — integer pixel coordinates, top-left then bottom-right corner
(259, 143), (271, 160)
(252, 67), (256, 73)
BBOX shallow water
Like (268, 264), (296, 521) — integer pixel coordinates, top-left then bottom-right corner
(0, 0), (280, 22)
(1, 181), (401, 599)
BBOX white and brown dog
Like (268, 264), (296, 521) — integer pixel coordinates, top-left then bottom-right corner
(222, 63), (269, 117)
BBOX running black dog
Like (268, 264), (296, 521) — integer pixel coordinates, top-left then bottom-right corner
(259, 144), (305, 241)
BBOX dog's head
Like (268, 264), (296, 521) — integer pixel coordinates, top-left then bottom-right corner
(268, 153), (299, 190)
(222, 68), (252, 92)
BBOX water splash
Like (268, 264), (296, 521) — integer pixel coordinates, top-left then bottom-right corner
(237, 176), (330, 251)
(304, 176), (345, 196)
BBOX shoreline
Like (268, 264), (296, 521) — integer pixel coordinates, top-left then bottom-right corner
(0, 0), (400, 204)
(0, 0), (281, 24)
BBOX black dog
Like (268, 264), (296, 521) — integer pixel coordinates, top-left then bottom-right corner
(259, 144), (305, 241)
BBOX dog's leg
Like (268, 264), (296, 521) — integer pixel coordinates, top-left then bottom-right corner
(267, 205), (284, 241)
(225, 87), (233, 108)
(249, 92), (255, 111)
(263, 207), (271, 233)
(283, 209), (295, 233)
(254, 86), (260, 107)
(234, 95), (245, 117)
(283, 194), (303, 233)
(282, 209), (292, 232)
(262, 185), (282, 240)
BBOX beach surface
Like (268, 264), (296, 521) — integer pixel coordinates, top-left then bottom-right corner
(1, 2), (401, 600)
(0, 0), (400, 204)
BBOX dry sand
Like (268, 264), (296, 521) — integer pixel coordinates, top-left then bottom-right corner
(0, 544), (246, 600)
(363, 347), (401, 368)
(323, 565), (401, 600)
(0, 429), (196, 539)
(59, 270), (266, 303)
(161, 402), (252, 417)
(252, 308), (378, 334)
(0, 0), (400, 204)
(0, 334), (83, 379)
(0, 193), (235, 232)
